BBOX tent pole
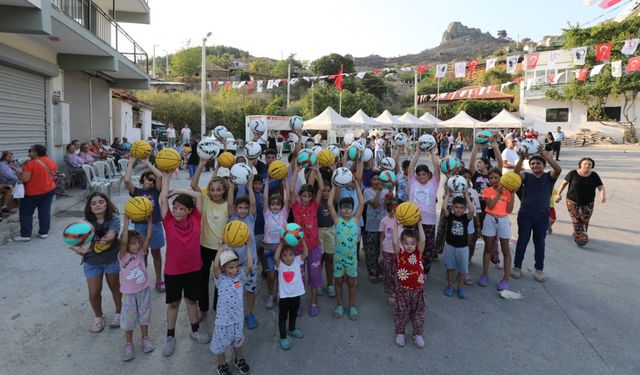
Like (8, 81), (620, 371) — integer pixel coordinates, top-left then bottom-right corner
(414, 70), (418, 117)
(436, 78), (440, 118)
(339, 91), (342, 116)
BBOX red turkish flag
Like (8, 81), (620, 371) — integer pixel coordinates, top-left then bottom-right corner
(223, 81), (231, 89)
(626, 56), (640, 72)
(417, 64), (429, 74)
(546, 74), (555, 83)
(527, 53), (540, 69)
(599, 0), (621, 8)
(595, 42), (612, 61)
(335, 65), (344, 92)
(577, 67), (589, 81)
(246, 81), (254, 90)
(468, 60), (478, 76)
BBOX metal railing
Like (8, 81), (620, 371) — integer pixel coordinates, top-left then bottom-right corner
(51, 0), (148, 73)
(524, 83), (569, 99)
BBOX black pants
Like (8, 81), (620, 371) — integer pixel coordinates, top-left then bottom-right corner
(199, 247), (219, 312)
(553, 141), (561, 160)
(278, 296), (300, 339)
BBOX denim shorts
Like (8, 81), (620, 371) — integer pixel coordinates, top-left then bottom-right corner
(263, 247), (276, 272)
(83, 259), (120, 279)
(133, 222), (166, 250)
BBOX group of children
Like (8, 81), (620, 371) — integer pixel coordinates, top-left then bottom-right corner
(70, 130), (529, 375)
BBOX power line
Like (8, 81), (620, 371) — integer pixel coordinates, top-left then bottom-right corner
(582, 0), (634, 26)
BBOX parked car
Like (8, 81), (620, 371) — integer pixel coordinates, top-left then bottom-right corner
(151, 120), (167, 142)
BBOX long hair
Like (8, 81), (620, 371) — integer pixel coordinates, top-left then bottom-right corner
(84, 192), (118, 222)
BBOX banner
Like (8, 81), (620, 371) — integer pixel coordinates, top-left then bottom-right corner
(595, 42), (612, 61)
(468, 60), (478, 76)
(576, 67), (589, 81)
(356, 72), (367, 79)
(435, 64), (448, 78)
(590, 64), (605, 77)
(256, 80), (263, 93)
(486, 58), (497, 71)
(621, 38), (640, 56)
(506, 56), (518, 73)
(572, 47), (588, 65)
(611, 61), (622, 77)
(454, 62), (466, 78)
(527, 53), (540, 69)
(627, 56), (640, 72)
(548, 50), (561, 65)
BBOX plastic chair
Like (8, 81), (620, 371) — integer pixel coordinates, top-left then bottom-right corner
(92, 161), (117, 194)
(118, 159), (140, 183)
(106, 158), (123, 193)
(81, 164), (110, 196)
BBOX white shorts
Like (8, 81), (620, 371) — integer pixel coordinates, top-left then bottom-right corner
(482, 215), (511, 239)
(210, 323), (244, 355)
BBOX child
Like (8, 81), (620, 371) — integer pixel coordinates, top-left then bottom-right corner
(124, 154), (166, 292)
(317, 181), (336, 297)
(289, 164), (325, 316)
(478, 168), (514, 291)
(262, 176), (289, 309)
(191, 159), (228, 319)
(118, 214), (154, 361)
(378, 198), (399, 305)
(391, 222), (426, 348)
(274, 240), (309, 350)
(549, 186), (557, 234)
(327, 177), (364, 321)
(160, 172), (209, 357)
(210, 249), (252, 375)
(442, 191), (475, 299)
(363, 171), (389, 282)
(227, 174), (259, 329)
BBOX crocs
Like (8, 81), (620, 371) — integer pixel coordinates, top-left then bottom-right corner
(245, 314), (258, 330)
(443, 286), (454, 297)
(333, 306), (344, 319)
(511, 267), (522, 279)
(109, 314), (120, 328)
(309, 304), (319, 317)
(122, 343), (134, 362)
(478, 275), (489, 287)
(327, 285), (336, 297)
(348, 307), (359, 321)
(317, 287), (324, 296)
(288, 329), (304, 339)
(279, 338), (291, 350)
(90, 316), (104, 333)
(141, 336), (154, 353)
(497, 279), (509, 291)
(457, 288), (467, 299)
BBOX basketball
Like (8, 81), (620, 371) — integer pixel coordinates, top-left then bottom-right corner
(230, 163), (252, 185)
(223, 220), (250, 247)
(380, 157), (396, 170)
(281, 223), (304, 247)
(124, 196), (153, 222)
(244, 141), (262, 160)
(289, 116), (304, 131)
(379, 170), (397, 187)
(268, 160), (288, 180)
(218, 151), (235, 168)
(317, 149), (336, 167)
(394, 133), (409, 147)
(197, 137), (220, 160)
(155, 148), (181, 172)
(213, 125), (229, 141)
(447, 175), (468, 194)
(250, 119), (267, 135)
(297, 149), (317, 168)
(440, 156), (459, 174)
(347, 146), (363, 161)
(418, 134), (436, 151)
(327, 144), (341, 158)
(62, 221), (95, 247)
(500, 172), (522, 192)
(396, 201), (421, 227)
(332, 167), (353, 187)
(362, 148), (373, 162)
(475, 130), (492, 144)
(130, 140), (152, 159)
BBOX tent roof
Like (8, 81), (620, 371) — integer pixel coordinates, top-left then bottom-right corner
(440, 110), (485, 129)
(375, 110), (410, 126)
(482, 109), (527, 128)
(398, 112), (435, 129)
(419, 112), (444, 126)
(349, 109), (386, 128)
(302, 106), (361, 131)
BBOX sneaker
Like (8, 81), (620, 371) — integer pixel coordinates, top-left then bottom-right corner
(265, 295), (276, 310)
(234, 357), (250, 375)
(288, 328), (304, 339)
(216, 363), (231, 375)
(141, 336), (154, 353)
(497, 279), (509, 291)
(190, 329), (210, 344)
(122, 343), (135, 362)
(13, 236), (31, 242)
(413, 335), (426, 348)
(162, 336), (175, 357)
(90, 316), (104, 333)
(279, 338), (292, 350)
(245, 313), (258, 330)
(477, 275), (489, 287)
(155, 281), (166, 293)
(511, 267), (522, 279)
(296, 305), (303, 317)
(464, 276), (474, 286)
(395, 334), (405, 347)
(317, 287), (324, 296)
(534, 270), (546, 282)
(37, 234), (48, 239)
(109, 314), (120, 328)
(443, 286), (454, 297)
(309, 304), (319, 317)
(327, 285), (336, 297)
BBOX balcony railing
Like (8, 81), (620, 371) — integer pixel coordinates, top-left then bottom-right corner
(524, 83), (569, 99)
(51, 0), (148, 74)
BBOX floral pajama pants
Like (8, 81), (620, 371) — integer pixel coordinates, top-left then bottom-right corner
(566, 199), (594, 246)
(363, 231), (381, 277)
(394, 287), (425, 336)
(381, 252), (397, 297)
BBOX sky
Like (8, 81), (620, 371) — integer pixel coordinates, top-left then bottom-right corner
(124, 0), (636, 62)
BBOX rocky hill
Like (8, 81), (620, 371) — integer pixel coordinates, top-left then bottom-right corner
(355, 22), (516, 68)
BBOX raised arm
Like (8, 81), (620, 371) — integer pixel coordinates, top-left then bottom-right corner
(160, 171), (170, 218)
(247, 174), (256, 216)
(393, 146), (401, 174)
(408, 148), (420, 179)
(314, 166), (325, 204)
(263, 176), (270, 209)
(514, 150), (526, 180)
(417, 219), (425, 254)
(492, 138), (503, 169)
(212, 247), (222, 278)
(227, 182), (236, 217)
(327, 184), (339, 223)
(430, 148), (441, 182)
(540, 146), (562, 179)
(274, 242), (283, 266)
(441, 188), (450, 217)
(354, 178), (365, 220)
(289, 164), (299, 208)
(124, 154), (137, 195)
(119, 215), (130, 256)
(140, 157), (163, 190)
(469, 142), (479, 176)
(392, 219), (400, 259)
(171, 187), (203, 212)
(191, 159), (208, 192)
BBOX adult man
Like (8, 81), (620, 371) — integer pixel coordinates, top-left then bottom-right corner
(511, 147), (562, 282)
(500, 137), (519, 175)
(552, 126), (564, 161)
(180, 124), (191, 145)
(313, 132), (322, 145)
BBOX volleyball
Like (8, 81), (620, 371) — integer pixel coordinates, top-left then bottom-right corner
(519, 139), (540, 155)
(311, 145), (323, 155)
(380, 157), (396, 171)
(130, 140), (152, 159)
(281, 223), (304, 247)
(396, 202), (421, 227)
(440, 156), (458, 174)
(317, 149), (336, 167)
(223, 220), (250, 247)
(379, 170), (397, 187)
(362, 148), (374, 162)
(155, 148), (181, 172)
(327, 144), (341, 158)
(197, 137), (220, 160)
(500, 172), (522, 192)
(394, 133), (409, 147)
(343, 133), (355, 145)
(244, 141), (262, 160)
(347, 146), (363, 161)
(124, 196), (153, 222)
(289, 116), (304, 131)
(447, 175), (468, 194)
(418, 134), (437, 151)
(268, 160), (288, 180)
(475, 130), (492, 144)
(218, 151), (235, 168)
(213, 125), (229, 141)
(62, 221), (95, 247)
(230, 163), (253, 185)
(351, 140), (366, 151)
(332, 167), (353, 187)
(249, 119), (267, 135)
(296, 149), (317, 168)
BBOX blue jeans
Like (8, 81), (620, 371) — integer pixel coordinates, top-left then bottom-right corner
(188, 164), (197, 177)
(439, 146), (449, 158)
(455, 146), (463, 161)
(514, 213), (550, 271)
(19, 189), (55, 237)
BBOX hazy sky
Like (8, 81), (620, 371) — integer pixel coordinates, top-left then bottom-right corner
(124, 0), (634, 61)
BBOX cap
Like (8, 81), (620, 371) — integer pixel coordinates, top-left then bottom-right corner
(217, 167), (230, 177)
(219, 250), (239, 267)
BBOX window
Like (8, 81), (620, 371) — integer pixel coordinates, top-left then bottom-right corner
(546, 108), (569, 122)
(587, 106), (621, 121)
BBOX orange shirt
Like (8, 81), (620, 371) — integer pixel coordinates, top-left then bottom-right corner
(482, 186), (512, 217)
(22, 156), (57, 195)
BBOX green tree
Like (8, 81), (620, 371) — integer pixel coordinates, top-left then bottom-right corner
(417, 77), (466, 95)
(545, 16), (640, 142)
(310, 53), (355, 75)
(440, 100), (512, 121)
(170, 47), (201, 77)
(264, 95), (286, 115)
(300, 85), (379, 119)
(248, 59), (275, 76)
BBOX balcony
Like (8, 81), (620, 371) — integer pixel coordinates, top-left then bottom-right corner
(523, 83), (569, 100)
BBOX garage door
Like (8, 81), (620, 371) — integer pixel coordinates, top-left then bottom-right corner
(0, 64), (46, 159)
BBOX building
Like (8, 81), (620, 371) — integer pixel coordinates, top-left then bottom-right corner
(111, 89), (153, 142)
(0, 0), (150, 161)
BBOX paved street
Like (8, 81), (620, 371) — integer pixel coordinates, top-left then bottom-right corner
(1, 145), (638, 375)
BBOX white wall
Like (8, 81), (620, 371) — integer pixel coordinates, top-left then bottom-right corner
(140, 109), (152, 139)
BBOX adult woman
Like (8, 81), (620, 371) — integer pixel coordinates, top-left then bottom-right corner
(555, 157), (605, 247)
(14, 144), (57, 241)
(64, 144), (85, 173)
(0, 151), (19, 217)
(455, 132), (465, 160)
(79, 142), (98, 165)
(544, 132), (555, 151)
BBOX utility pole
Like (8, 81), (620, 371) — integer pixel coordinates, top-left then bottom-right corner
(286, 63), (291, 109)
(152, 44), (157, 79)
(201, 32), (212, 138)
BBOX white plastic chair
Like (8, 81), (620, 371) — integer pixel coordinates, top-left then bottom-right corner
(106, 158), (123, 193)
(81, 164), (110, 196)
(118, 159), (141, 183)
(93, 161), (118, 194)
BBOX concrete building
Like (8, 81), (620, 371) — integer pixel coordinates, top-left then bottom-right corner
(111, 89), (152, 142)
(0, 0), (150, 162)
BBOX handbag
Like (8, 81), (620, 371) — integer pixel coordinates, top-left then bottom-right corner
(12, 183), (25, 199)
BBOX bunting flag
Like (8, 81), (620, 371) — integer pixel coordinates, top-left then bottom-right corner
(506, 56), (518, 73)
(572, 47), (588, 65)
(621, 38), (640, 56)
(599, 0), (621, 8)
(552, 71), (565, 84)
(590, 64), (605, 77)
(486, 58), (497, 71)
(356, 71), (367, 79)
(527, 53), (540, 69)
(273, 79), (282, 87)
(289, 78), (299, 85)
(583, 0), (599, 5)
(595, 42), (612, 61)
(548, 50), (561, 65)
(499, 82), (514, 91)
(223, 81), (231, 90)
(207, 81), (212, 91)
(627, 56), (640, 72)
(417, 64), (430, 74)
(611, 61), (622, 77)
(335, 65), (344, 91)
(454, 62), (467, 78)
(435, 64), (447, 78)
(525, 78), (534, 91)
(576, 67), (590, 81)
(266, 79), (275, 90)
(468, 60), (478, 76)
(546, 73), (555, 83)
(256, 80), (264, 92)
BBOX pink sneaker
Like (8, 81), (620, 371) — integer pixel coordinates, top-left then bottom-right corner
(90, 316), (104, 333)
(122, 343), (134, 362)
(109, 314), (120, 328)
(141, 336), (155, 353)
(413, 335), (426, 348)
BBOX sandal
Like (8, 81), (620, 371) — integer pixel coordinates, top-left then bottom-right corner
(90, 316), (104, 333)
(333, 306), (344, 319)
(348, 307), (359, 321)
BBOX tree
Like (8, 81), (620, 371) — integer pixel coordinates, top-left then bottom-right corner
(300, 85), (379, 119)
(417, 77), (466, 96)
(170, 47), (201, 77)
(310, 53), (355, 75)
(545, 16), (640, 142)
(440, 100), (512, 121)
(264, 95), (286, 115)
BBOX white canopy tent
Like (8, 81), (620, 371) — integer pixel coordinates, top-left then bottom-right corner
(440, 111), (486, 129)
(375, 110), (411, 128)
(302, 106), (361, 131)
(482, 109), (531, 129)
(349, 109), (388, 129)
(398, 112), (435, 129)
(419, 112), (444, 127)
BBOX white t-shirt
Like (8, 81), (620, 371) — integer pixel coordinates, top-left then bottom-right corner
(277, 256), (305, 298)
(313, 133), (322, 144)
(181, 127), (191, 138)
(375, 138), (384, 151)
(166, 128), (176, 138)
(501, 148), (519, 175)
